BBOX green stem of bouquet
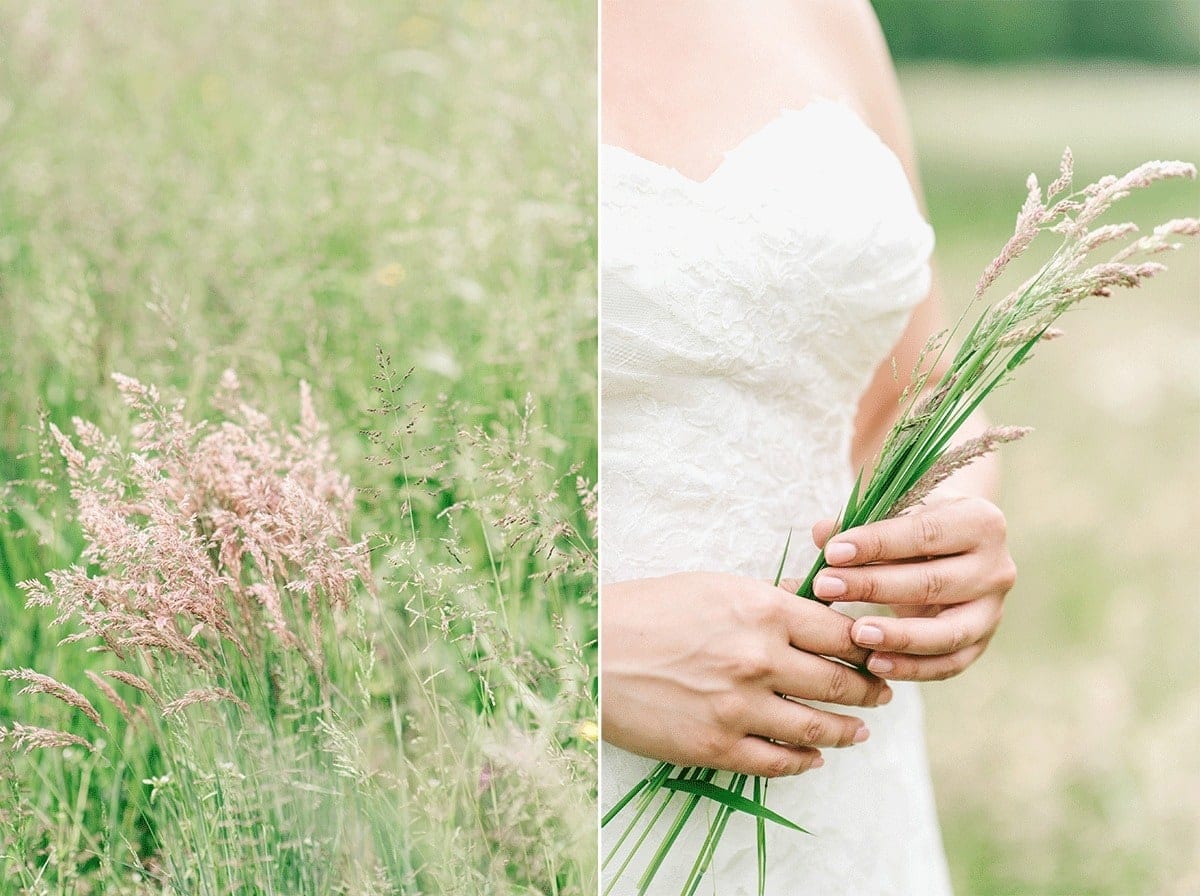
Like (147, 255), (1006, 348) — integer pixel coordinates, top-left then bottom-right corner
(602, 536), (802, 895)
(798, 239), (1077, 605)
(680, 773), (746, 896)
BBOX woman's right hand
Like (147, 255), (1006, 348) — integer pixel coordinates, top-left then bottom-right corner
(601, 572), (894, 778)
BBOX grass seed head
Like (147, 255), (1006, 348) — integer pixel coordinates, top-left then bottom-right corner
(2, 669), (105, 729)
(0, 723), (96, 753)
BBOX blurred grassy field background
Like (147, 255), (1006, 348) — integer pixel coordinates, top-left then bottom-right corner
(0, 2), (596, 892)
(902, 64), (1199, 896)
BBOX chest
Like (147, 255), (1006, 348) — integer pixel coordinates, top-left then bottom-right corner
(600, 102), (935, 390)
(601, 5), (855, 183)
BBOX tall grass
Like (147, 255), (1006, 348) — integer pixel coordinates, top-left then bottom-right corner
(0, 2), (596, 893)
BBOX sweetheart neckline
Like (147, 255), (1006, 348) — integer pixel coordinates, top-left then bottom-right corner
(599, 98), (870, 188)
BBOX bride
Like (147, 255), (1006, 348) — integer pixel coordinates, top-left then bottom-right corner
(600, 1), (1016, 892)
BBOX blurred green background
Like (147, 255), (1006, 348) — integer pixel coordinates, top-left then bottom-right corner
(872, 2), (1200, 894)
(874, 0), (1200, 65)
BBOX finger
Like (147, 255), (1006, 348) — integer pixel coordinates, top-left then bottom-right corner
(851, 597), (1003, 656)
(726, 737), (824, 778)
(865, 641), (988, 681)
(774, 595), (870, 665)
(812, 554), (979, 606)
(822, 498), (1005, 566)
(746, 695), (868, 748)
(743, 583), (866, 663)
(777, 577), (806, 596)
(811, 518), (837, 550)
(768, 648), (893, 708)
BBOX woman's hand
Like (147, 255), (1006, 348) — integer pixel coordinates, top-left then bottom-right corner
(809, 491), (1016, 681)
(601, 572), (893, 778)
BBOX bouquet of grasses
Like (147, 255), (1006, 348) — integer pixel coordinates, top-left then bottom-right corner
(602, 152), (1199, 895)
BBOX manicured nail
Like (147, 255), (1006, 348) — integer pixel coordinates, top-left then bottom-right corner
(811, 756), (825, 769)
(868, 656), (894, 675)
(877, 687), (893, 705)
(854, 624), (884, 646)
(824, 541), (857, 564)
(852, 726), (871, 744)
(813, 575), (846, 598)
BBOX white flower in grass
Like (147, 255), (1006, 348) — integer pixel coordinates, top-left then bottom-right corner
(142, 774), (172, 805)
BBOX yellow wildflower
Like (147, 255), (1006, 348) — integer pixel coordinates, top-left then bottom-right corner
(374, 263), (406, 287)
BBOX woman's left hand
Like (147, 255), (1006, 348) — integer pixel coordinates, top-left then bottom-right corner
(806, 492), (1016, 681)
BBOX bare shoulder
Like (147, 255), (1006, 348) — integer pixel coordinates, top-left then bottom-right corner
(795, 0), (893, 77)
(790, 0), (917, 178)
(797, 0), (885, 37)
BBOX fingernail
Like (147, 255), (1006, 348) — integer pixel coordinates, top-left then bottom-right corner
(854, 624), (884, 646)
(877, 687), (893, 705)
(852, 726), (871, 744)
(811, 756), (825, 769)
(824, 541), (856, 564)
(868, 656), (894, 675)
(813, 575), (846, 598)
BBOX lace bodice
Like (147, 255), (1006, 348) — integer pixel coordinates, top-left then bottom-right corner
(602, 100), (934, 584)
(600, 100), (952, 894)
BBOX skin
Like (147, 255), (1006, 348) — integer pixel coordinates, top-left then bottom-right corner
(601, 0), (1017, 776)
(603, 574), (893, 778)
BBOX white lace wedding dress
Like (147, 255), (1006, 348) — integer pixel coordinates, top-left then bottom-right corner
(601, 99), (954, 895)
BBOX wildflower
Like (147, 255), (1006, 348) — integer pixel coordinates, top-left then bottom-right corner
(374, 263), (407, 287)
(478, 760), (495, 794)
(574, 719), (599, 743)
(142, 774), (172, 805)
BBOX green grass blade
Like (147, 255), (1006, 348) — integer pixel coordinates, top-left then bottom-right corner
(603, 763), (676, 872)
(604, 778), (680, 894)
(681, 773), (747, 896)
(603, 761), (672, 826)
(794, 468), (865, 600)
(772, 530), (793, 587)
(660, 778), (811, 834)
(755, 776), (767, 896)
(844, 468), (864, 524)
(1005, 329), (1046, 371)
(636, 768), (716, 894)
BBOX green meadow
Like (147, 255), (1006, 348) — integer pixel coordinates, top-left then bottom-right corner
(0, 2), (596, 893)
